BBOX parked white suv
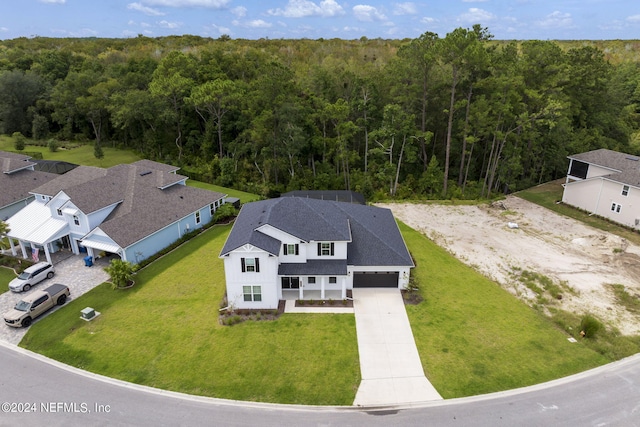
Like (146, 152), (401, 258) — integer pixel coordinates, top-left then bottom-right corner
(8, 262), (55, 293)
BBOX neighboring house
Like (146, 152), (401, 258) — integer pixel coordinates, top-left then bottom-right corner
(562, 148), (640, 228)
(280, 190), (366, 205)
(219, 197), (414, 310)
(0, 151), (57, 221)
(6, 159), (225, 265)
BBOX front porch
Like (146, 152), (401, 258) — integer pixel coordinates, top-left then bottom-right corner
(281, 289), (347, 301)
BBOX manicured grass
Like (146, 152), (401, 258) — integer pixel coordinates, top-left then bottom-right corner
(20, 225), (359, 405)
(187, 181), (261, 204)
(401, 221), (610, 398)
(0, 266), (16, 292)
(0, 138), (142, 168)
(517, 181), (640, 247)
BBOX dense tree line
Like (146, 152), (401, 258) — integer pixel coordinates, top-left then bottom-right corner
(1, 29), (639, 199)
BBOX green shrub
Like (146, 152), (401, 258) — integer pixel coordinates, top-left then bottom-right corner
(580, 314), (603, 338)
(214, 203), (238, 222)
(47, 139), (58, 152)
(12, 132), (25, 151)
(104, 259), (138, 289)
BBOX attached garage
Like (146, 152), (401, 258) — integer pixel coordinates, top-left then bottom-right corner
(353, 271), (399, 288)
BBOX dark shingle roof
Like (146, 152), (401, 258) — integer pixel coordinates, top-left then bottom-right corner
(281, 190), (366, 205)
(279, 260), (348, 275)
(569, 149), (640, 173)
(32, 166), (107, 198)
(0, 168), (57, 211)
(220, 197), (413, 267)
(0, 151), (37, 174)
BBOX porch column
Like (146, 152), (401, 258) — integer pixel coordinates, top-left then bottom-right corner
(18, 240), (28, 259)
(321, 276), (325, 300)
(9, 238), (17, 256)
(43, 245), (52, 265)
(299, 280), (303, 300)
(341, 277), (346, 299)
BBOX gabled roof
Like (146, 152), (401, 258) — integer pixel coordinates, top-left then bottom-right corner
(0, 151), (57, 212)
(0, 151), (36, 174)
(220, 197), (414, 267)
(569, 149), (640, 174)
(569, 149), (640, 187)
(281, 190), (366, 205)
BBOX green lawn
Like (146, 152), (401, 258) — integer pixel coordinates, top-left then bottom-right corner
(20, 225), (360, 405)
(187, 181), (260, 204)
(0, 138), (141, 168)
(0, 266), (16, 292)
(517, 180), (640, 247)
(401, 221), (610, 398)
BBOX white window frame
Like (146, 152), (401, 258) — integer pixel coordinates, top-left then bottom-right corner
(329, 276), (337, 284)
(321, 243), (331, 256)
(611, 202), (622, 213)
(73, 215), (80, 226)
(244, 257), (256, 272)
(622, 185), (630, 197)
(308, 277), (316, 284)
(56, 208), (62, 216)
(210, 203), (215, 216)
(195, 211), (201, 224)
(243, 285), (262, 302)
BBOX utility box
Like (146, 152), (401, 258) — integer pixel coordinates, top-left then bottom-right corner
(81, 307), (96, 320)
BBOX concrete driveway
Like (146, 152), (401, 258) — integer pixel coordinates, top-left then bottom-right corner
(352, 288), (442, 406)
(0, 255), (108, 345)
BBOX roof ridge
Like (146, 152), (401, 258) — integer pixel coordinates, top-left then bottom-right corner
(334, 202), (409, 262)
(295, 197), (351, 241)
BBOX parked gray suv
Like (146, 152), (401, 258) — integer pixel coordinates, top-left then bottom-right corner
(8, 262), (55, 292)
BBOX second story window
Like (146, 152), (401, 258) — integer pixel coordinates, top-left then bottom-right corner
(317, 242), (335, 256)
(57, 208), (62, 216)
(283, 243), (299, 255)
(241, 257), (260, 273)
(73, 215), (80, 226)
(622, 185), (630, 196)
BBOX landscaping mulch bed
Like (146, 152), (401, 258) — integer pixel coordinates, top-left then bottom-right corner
(294, 299), (353, 308)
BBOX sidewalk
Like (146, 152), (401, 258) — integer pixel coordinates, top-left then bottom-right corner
(352, 288), (442, 406)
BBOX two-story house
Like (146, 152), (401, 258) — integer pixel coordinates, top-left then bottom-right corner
(219, 197), (414, 310)
(563, 148), (640, 228)
(6, 159), (225, 265)
(0, 151), (57, 221)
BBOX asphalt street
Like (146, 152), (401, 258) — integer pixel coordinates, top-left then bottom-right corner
(1, 342), (640, 427)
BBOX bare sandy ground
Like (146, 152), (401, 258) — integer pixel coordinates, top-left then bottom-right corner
(379, 196), (640, 335)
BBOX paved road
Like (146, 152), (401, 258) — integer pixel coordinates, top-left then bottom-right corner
(1, 342), (640, 427)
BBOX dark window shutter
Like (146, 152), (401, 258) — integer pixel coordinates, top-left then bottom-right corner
(295, 244), (299, 255)
(317, 242), (321, 256)
(283, 244), (288, 255)
(255, 258), (260, 272)
(330, 242), (335, 256)
(241, 257), (246, 272)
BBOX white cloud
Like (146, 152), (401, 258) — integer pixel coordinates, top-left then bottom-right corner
(127, 2), (165, 16)
(626, 14), (640, 23)
(268, 0), (344, 18)
(536, 11), (572, 28)
(158, 20), (182, 28)
(421, 17), (436, 24)
(208, 23), (231, 34)
(458, 8), (495, 23)
(139, 0), (228, 7)
(0, 27), (8, 32)
(353, 5), (387, 22)
(39, 0), (66, 3)
(231, 6), (247, 18)
(247, 20), (272, 28)
(462, 0), (488, 2)
(393, 2), (417, 15)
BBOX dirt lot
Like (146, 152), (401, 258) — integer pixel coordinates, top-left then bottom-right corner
(379, 196), (640, 336)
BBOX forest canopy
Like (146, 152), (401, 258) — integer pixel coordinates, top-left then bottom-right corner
(1, 30), (640, 199)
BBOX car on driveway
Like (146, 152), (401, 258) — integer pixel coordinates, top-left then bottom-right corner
(4, 283), (70, 327)
(8, 262), (55, 292)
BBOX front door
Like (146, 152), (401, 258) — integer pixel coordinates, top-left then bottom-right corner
(281, 277), (300, 289)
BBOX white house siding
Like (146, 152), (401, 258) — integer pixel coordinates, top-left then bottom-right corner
(256, 224), (307, 263)
(0, 196), (33, 221)
(86, 203), (120, 230)
(223, 249), (279, 309)
(306, 241), (348, 260)
(563, 178), (640, 228)
(587, 164), (618, 179)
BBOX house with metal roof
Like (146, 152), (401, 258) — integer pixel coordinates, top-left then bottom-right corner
(6, 159), (225, 265)
(0, 151), (57, 221)
(219, 197), (414, 309)
(563, 148), (640, 228)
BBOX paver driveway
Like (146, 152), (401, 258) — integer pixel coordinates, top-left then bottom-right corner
(0, 255), (108, 345)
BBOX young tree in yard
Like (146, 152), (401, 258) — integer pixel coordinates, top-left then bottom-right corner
(104, 259), (138, 289)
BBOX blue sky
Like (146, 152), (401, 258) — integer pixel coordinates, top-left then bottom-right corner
(1, 0), (639, 40)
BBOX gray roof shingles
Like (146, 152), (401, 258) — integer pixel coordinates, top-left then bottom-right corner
(0, 151), (58, 210)
(220, 197), (413, 267)
(569, 149), (640, 187)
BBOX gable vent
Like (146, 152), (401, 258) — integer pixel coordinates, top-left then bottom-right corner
(139, 171), (152, 176)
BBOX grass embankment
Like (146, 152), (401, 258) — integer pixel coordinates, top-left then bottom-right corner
(517, 180), (640, 247)
(187, 181), (260, 204)
(20, 225), (360, 405)
(401, 221), (610, 398)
